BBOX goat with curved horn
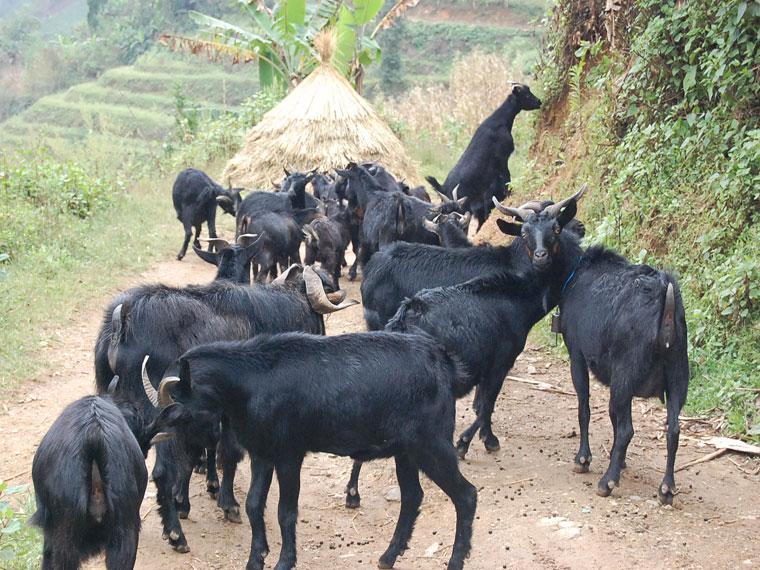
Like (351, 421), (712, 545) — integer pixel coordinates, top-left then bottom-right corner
(272, 264), (303, 286)
(544, 183), (588, 217)
(157, 376), (180, 409)
(423, 218), (439, 234)
(107, 304), (122, 371)
(199, 237), (230, 251)
(142, 355), (159, 408)
(236, 233), (259, 245)
(491, 197), (535, 221)
(303, 266), (359, 314)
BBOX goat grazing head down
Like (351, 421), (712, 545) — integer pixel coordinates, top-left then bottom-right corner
(510, 83), (542, 111)
(216, 182), (244, 216)
(193, 233), (262, 284)
(493, 184), (587, 273)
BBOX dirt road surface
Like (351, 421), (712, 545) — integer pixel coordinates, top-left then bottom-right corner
(2, 252), (758, 569)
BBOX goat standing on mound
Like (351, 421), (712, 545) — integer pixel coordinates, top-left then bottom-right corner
(154, 332), (478, 570)
(426, 83), (542, 230)
(493, 199), (689, 505)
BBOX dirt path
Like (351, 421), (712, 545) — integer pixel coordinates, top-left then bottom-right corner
(2, 251), (759, 570)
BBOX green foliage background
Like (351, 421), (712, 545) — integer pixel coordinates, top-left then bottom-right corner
(530, 0), (759, 436)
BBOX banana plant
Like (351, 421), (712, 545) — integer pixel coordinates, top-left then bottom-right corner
(161, 0), (390, 91)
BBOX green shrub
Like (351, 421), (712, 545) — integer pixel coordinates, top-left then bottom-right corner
(0, 482), (42, 570)
(530, 0), (760, 437)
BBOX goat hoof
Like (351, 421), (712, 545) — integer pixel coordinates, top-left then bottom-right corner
(456, 445), (469, 460)
(224, 506), (243, 524)
(345, 492), (361, 509)
(483, 436), (501, 453)
(173, 543), (190, 554)
(596, 479), (616, 497)
(178, 510), (189, 520)
(177, 254), (184, 261)
(377, 555), (395, 569)
(658, 483), (674, 506)
(573, 456), (590, 473)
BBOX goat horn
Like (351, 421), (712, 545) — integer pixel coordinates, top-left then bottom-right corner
(492, 197), (533, 221)
(107, 304), (122, 371)
(157, 376), (180, 409)
(142, 355), (159, 408)
(236, 233), (258, 245)
(544, 183), (588, 217)
(198, 237), (230, 251)
(452, 185), (460, 202)
(303, 265), (359, 314)
(272, 264), (303, 285)
(518, 200), (545, 213)
(107, 375), (119, 394)
(326, 290), (347, 304)
(423, 218), (439, 234)
(460, 211), (472, 228)
(432, 189), (450, 204)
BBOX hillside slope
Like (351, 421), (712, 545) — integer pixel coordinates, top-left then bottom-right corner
(0, 50), (259, 163)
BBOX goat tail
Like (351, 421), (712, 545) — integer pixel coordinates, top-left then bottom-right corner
(425, 175), (443, 193)
(84, 418), (110, 524)
(658, 282), (676, 350)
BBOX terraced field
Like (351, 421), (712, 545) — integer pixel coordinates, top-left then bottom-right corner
(0, 52), (259, 162)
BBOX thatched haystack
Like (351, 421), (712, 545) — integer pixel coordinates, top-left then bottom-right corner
(222, 31), (419, 188)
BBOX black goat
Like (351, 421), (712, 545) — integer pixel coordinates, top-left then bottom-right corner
(360, 196), (584, 330)
(555, 246), (689, 504)
(239, 212), (304, 282)
(426, 83), (541, 230)
(422, 211), (472, 248)
(191, 234), (262, 284)
(337, 163), (467, 277)
(94, 266), (356, 553)
(154, 331), (478, 570)
(344, 190), (584, 508)
(31, 390), (167, 569)
(303, 213), (349, 288)
(172, 168), (243, 261)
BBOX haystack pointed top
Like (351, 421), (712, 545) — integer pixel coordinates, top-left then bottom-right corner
(221, 29), (419, 189)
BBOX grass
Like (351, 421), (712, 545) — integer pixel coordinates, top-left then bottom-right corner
(0, 165), (181, 393)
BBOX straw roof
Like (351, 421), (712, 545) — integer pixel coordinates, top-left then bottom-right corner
(222, 31), (419, 188)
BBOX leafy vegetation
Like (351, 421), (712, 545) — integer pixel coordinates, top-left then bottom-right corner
(167, 0), (388, 90)
(524, 0), (759, 437)
(0, 482), (41, 569)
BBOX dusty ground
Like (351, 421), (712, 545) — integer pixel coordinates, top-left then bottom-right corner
(1, 250), (759, 570)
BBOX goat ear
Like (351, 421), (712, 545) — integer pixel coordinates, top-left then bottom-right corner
(555, 200), (578, 228)
(283, 167), (292, 177)
(193, 246), (219, 267)
(496, 218), (523, 236)
(179, 358), (192, 390)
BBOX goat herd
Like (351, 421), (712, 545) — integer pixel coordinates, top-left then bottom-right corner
(29, 83), (689, 570)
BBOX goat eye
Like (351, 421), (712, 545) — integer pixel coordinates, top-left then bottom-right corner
(553, 225), (561, 235)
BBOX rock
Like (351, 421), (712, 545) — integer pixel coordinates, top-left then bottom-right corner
(556, 527), (581, 539)
(527, 365), (538, 375)
(558, 520), (576, 529)
(424, 542), (441, 557)
(384, 486), (401, 502)
(538, 516), (566, 527)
